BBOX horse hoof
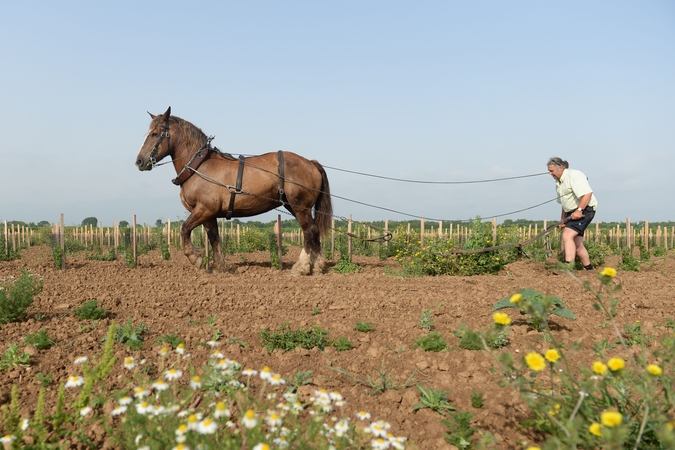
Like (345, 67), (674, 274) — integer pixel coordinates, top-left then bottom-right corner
(194, 256), (203, 269)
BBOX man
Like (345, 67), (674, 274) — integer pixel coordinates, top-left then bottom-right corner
(547, 157), (598, 271)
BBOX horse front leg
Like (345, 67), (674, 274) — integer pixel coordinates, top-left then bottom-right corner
(204, 218), (226, 273)
(180, 215), (205, 270)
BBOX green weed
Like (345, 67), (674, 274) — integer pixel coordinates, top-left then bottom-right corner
(0, 344), (31, 371)
(0, 269), (43, 325)
(354, 321), (374, 332)
(412, 383), (456, 415)
(24, 329), (55, 350)
(414, 331), (447, 352)
(72, 300), (107, 320)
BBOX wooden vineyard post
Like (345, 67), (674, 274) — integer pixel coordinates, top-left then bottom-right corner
(438, 220), (442, 238)
(331, 219), (335, 260)
(644, 220), (649, 252)
(203, 225), (209, 269)
(276, 215), (283, 270)
(114, 220), (119, 258)
(167, 219), (171, 247)
(3, 220), (7, 257)
(384, 219), (389, 251)
(132, 215), (137, 267)
(406, 223), (411, 245)
(626, 218), (631, 250)
(60, 214), (66, 270)
(420, 217), (425, 248)
(347, 215), (353, 263)
(595, 220), (600, 243)
(492, 217), (497, 244)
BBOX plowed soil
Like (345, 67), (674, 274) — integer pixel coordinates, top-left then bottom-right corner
(1, 246), (674, 449)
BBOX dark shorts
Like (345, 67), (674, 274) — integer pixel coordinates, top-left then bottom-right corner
(564, 207), (595, 236)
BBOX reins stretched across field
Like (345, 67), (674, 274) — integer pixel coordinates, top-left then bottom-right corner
(135, 107), (332, 276)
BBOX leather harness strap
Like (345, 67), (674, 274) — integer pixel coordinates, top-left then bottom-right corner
(226, 155), (246, 220)
(277, 150), (287, 205)
(171, 146), (211, 186)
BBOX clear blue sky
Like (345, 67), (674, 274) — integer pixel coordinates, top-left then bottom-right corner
(1, 1), (673, 226)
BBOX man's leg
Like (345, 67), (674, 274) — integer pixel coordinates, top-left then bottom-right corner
(561, 228), (579, 264)
(574, 234), (592, 267)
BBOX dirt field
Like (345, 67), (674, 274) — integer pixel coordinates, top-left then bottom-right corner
(1, 245), (674, 449)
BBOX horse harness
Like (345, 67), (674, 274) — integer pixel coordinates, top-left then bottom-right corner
(170, 142), (287, 220)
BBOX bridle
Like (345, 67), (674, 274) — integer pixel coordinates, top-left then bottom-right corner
(147, 114), (171, 168)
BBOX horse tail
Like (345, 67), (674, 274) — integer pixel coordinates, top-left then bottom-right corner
(311, 160), (333, 237)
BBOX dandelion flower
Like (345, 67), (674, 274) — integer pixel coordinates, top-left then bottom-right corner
(110, 405), (127, 416)
(214, 401), (231, 419)
(260, 366), (273, 381)
(171, 445), (190, 450)
(607, 357), (625, 372)
(74, 356), (88, 364)
(335, 419), (349, 437)
(370, 437), (390, 449)
(242, 409), (258, 429)
(493, 312), (511, 326)
(601, 411), (623, 427)
(589, 422), (602, 436)
(525, 352), (546, 372)
(134, 387), (150, 399)
(165, 368), (183, 381)
(65, 375), (85, 388)
(124, 357), (137, 370)
(136, 402), (150, 415)
(647, 364), (663, 376)
(545, 349), (561, 363)
(356, 411), (371, 420)
(265, 411), (283, 428)
(269, 373), (286, 386)
(509, 293), (522, 304)
(0, 435), (16, 444)
(526, 447), (541, 450)
(197, 418), (218, 434)
(600, 267), (617, 278)
(592, 361), (608, 375)
(151, 380), (169, 391)
(190, 376), (202, 390)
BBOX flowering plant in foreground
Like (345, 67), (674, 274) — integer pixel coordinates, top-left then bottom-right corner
(486, 268), (675, 448)
(491, 288), (576, 332)
(0, 324), (407, 449)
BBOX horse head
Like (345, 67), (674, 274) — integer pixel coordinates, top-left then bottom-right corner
(135, 106), (172, 171)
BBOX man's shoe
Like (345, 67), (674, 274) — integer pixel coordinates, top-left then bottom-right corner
(583, 264), (594, 270)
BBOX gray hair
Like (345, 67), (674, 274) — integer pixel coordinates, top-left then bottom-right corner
(547, 157), (569, 169)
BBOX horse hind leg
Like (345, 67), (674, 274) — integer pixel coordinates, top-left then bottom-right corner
(291, 212), (324, 276)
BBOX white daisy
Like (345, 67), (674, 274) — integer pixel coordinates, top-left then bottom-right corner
(164, 368), (183, 381)
(74, 356), (88, 365)
(242, 409), (258, 429)
(151, 380), (169, 391)
(197, 418), (218, 435)
(123, 356), (136, 370)
(65, 375), (84, 388)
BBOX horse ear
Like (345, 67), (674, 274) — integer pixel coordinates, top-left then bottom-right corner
(163, 106), (171, 119)
(148, 111), (156, 119)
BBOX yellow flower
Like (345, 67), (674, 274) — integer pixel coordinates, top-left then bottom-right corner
(545, 349), (561, 363)
(601, 411), (623, 427)
(589, 422), (602, 436)
(607, 357), (625, 372)
(525, 352), (546, 371)
(647, 364), (662, 376)
(600, 267), (617, 278)
(592, 361), (608, 375)
(493, 312), (511, 326)
(667, 421), (675, 431)
(509, 293), (522, 304)
(526, 447), (541, 450)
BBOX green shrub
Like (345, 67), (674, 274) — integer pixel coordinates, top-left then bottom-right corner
(0, 269), (43, 325)
(24, 329), (55, 350)
(414, 331), (447, 352)
(72, 300), (107, 320)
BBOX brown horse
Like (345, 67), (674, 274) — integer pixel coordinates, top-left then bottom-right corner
(135, 107), (332, 275)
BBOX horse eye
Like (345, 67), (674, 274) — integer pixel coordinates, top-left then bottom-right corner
(151, 132), (158, 137)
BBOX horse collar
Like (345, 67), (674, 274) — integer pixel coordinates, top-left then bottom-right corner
(171, 144), (211, 186)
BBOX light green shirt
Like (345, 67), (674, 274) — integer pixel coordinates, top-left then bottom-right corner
(555, 168), (598, 213)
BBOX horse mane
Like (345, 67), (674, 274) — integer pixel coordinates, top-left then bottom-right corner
(161, 115), (208, 151)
